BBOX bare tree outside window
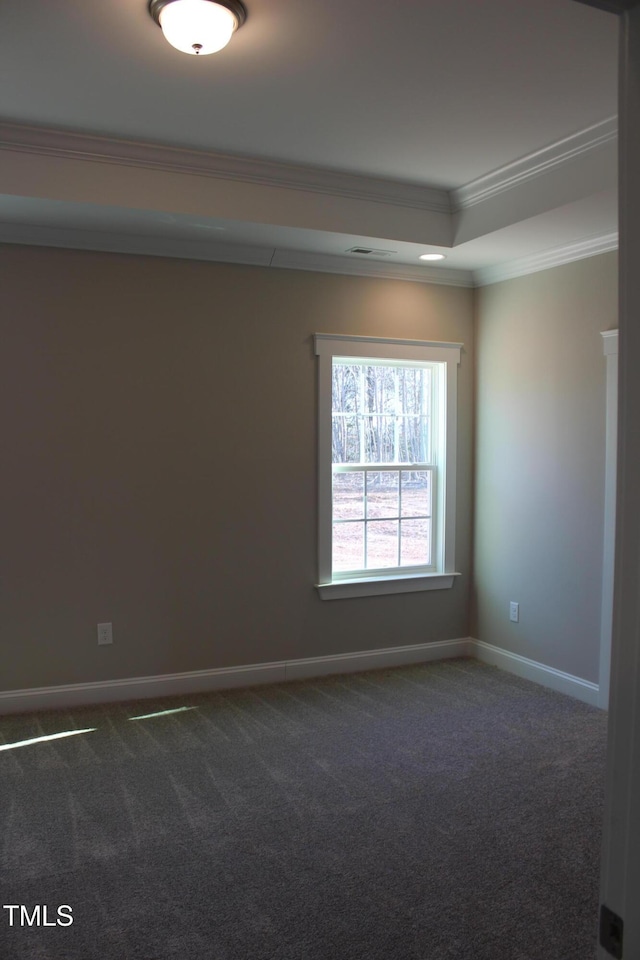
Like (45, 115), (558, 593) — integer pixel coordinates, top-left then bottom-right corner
(331, 361), (434, 572)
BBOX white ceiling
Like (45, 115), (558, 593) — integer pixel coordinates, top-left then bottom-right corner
(0, 0), (619, 285)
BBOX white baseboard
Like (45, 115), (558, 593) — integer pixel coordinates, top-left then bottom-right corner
(0, 663), (288, 715)
(285, 638), (473, 680)
(0, 638), (473, 715)
(470, 638), (600, 708)
(0, 637), (600, 714)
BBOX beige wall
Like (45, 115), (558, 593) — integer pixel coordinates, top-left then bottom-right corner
(0, 244), (474, 692)
(472, 253), (618, 683)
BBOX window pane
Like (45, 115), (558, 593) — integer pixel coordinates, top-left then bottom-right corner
(397, 367), (430, 417)
(366, 520), (399, 568)
(364, 366), (396, 415)
(332, 363), (362, 414)
(333, 472), (364, 520)
(399, 416), (429, 463)
(333, 522), (364, 571)
(332, 415), (361, 463)
(364, 416), (396, 463)
(401, 471), (431, 518)
(366, 471), (399, 519)
(400, 519), (431, 566)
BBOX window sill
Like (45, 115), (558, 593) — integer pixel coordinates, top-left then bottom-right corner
(315, 572), (460, 601)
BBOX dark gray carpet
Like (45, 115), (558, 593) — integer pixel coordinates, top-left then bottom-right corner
(0, 658), (607, 959)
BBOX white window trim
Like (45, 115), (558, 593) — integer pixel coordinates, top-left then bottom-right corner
(314, 333), (462, 600)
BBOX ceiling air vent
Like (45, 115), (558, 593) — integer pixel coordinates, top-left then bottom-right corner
(347, 246), (396, 256)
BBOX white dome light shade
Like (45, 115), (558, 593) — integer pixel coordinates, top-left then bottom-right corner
(419, 253), (446, 261)
(150, 0), (246, 56)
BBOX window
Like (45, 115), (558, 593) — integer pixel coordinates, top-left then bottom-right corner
(315, 334), (461, 599)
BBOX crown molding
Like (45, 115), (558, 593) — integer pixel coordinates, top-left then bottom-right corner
(271, 248), (474, 287)
(451, 116), (618, 211)
(0, 221), (615, 290)
(0, 222), (473, 287)
(0, 121), (450, 214)
(0, 222), (275, 267)
(0, 117), (616, 219)
(473, 231), (618, 286)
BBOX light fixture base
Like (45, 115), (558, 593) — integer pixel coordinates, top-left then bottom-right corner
(148, 0), (247, 32)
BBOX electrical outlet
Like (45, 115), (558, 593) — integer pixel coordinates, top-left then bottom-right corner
(97, 622), (113, 645)
(509, 602), (519, 623)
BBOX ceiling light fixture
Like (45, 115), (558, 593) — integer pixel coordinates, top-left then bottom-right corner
(149, 0), (247, 56)
(419, 253), (446, 262)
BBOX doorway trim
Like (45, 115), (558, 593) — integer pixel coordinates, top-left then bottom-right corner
(599, 329), (618, 710)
